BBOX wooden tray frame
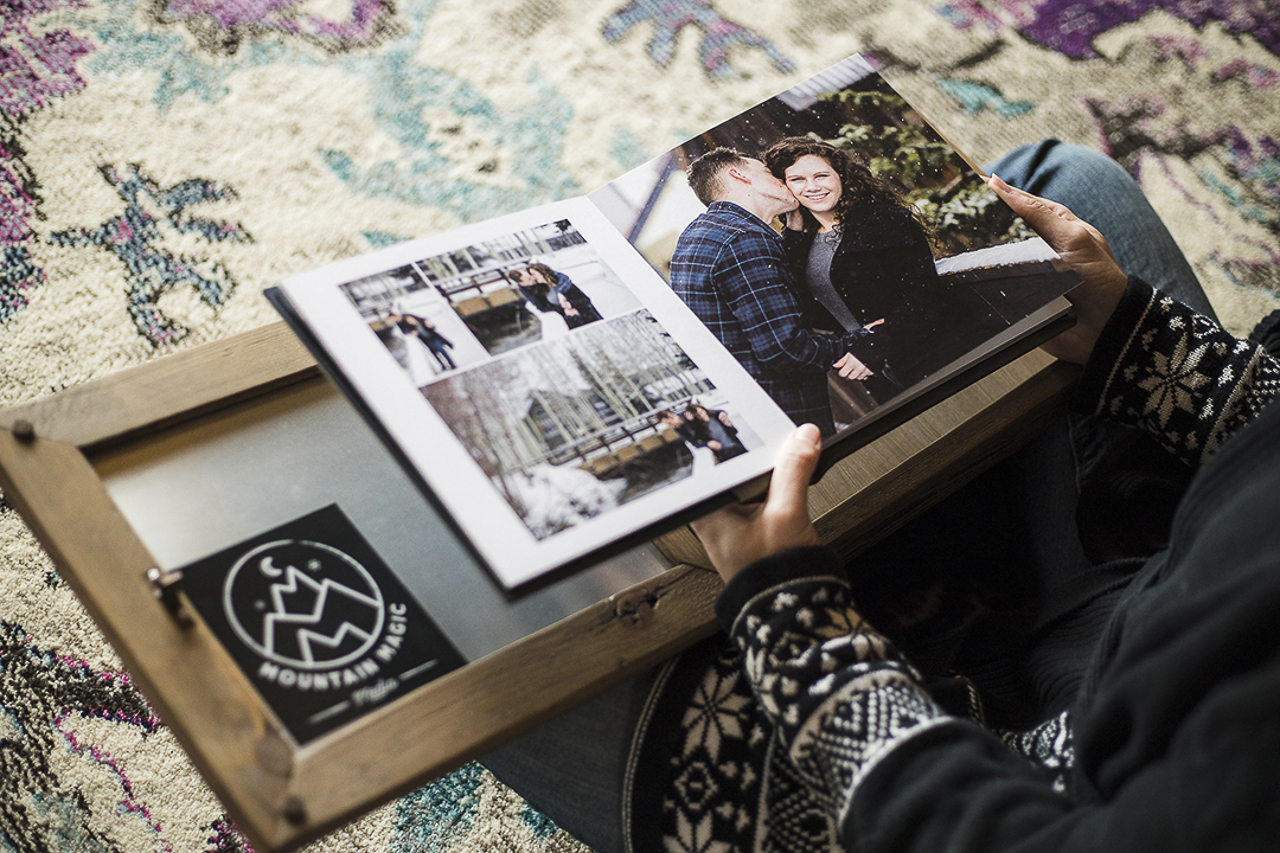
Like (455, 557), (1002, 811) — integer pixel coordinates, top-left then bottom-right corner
(0, 321), (1077, 851)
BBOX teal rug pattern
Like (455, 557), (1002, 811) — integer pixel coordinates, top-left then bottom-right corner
(2, 0), (1279, 850)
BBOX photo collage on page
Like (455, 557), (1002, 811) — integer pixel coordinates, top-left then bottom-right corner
(336, 220), (762, 541)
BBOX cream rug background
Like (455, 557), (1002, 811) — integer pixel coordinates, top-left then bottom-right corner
(2, 0), (1278, 850)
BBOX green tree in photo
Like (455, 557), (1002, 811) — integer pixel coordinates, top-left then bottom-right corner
(820, 88), (1032, 257)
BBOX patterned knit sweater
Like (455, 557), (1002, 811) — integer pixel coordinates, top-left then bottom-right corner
(625, 278), (1280, 853)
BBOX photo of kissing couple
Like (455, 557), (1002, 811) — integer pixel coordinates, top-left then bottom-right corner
(594, 55), (1077, 437)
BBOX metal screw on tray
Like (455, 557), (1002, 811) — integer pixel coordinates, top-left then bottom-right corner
(11, 419), (35, 443)
(282, 796), (307, 825)
(145, 566), (194, 627)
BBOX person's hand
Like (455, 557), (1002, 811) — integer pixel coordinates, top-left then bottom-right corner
(690, 424), (822, 582)
(864, 318), (886, 330)
(987, 174), (1129, 365)
(783, 207), (806, 232)
(833, 351), (873, 380)
(707, 440), (723, 451)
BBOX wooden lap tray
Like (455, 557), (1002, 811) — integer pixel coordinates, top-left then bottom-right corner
(0, 322), (1076, 852)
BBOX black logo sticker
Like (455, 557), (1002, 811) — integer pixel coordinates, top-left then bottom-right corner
(179, 505), (464, 744)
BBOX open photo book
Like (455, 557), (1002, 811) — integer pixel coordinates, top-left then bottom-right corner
(266, 54), (1080, 596)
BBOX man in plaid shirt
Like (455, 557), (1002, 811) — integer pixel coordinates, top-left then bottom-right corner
(669, 148), (878, 436)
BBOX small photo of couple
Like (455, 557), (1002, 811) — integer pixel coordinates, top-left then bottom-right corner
(508, 261), (603, 335)
(338, 219), (644, 387)
(401, 218), (640, 357)
(339, 267), (482, 388)
(592, 55), (1078, 437)
(653, 401), (748, 473)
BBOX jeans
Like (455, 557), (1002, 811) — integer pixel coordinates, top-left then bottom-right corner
(479, 139), (1214, 851)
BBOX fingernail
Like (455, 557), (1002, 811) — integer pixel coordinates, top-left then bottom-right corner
(794, 423), (821, 447)
(989, 174), (1018, 194)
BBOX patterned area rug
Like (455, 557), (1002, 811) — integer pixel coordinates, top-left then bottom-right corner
(2, 1), (1278, 851)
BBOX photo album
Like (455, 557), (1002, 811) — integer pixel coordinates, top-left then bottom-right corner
(267, 54), (1080, 596)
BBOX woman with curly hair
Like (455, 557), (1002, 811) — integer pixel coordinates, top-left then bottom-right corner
(525, 262), (603, 329)
(763, 136), (998, 397)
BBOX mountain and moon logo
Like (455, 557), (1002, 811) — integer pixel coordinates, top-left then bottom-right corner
(224, 540), (385, 670)
(179, 505), (464, 743)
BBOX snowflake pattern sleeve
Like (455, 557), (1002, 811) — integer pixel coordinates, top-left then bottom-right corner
(720, 548), (951, 829)
(998, 709), (1075, 793)
(1075, 278), (1280, 466)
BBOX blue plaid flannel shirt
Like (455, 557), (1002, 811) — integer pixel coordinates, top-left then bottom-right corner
(669, 202), (870, 434)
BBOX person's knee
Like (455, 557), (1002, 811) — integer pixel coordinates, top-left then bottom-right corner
(1037, 140), (1133, 186)
(991, 138), (1129, 191)
(985, 137), (1064, 186)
